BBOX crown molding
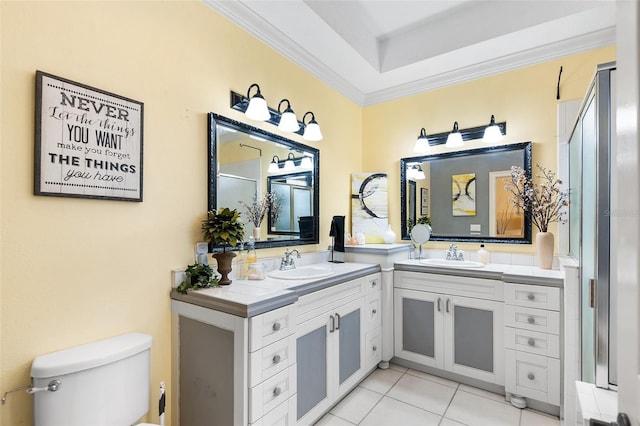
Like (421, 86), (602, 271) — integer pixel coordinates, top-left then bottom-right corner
(204, 1), (614, 108)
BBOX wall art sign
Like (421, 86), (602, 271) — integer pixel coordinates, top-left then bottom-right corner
(351, 172), (388, 243)
(420, 188), (429, 216)
(35, 71), (143, 201)
(452, 173), (476, 216)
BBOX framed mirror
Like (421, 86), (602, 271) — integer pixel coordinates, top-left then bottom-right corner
(400, 142), (532, 244)
(208, 113), (320, 249)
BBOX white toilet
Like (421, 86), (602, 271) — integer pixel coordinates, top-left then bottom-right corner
(31, 332), (159, 426)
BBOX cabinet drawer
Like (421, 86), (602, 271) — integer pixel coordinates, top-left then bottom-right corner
(394, 270), (504, 301)
(295, 277), (365, 324)
(365, 328), (381, 370)
(365, 294), (381, 329)
(249, 335), (296, 388)
(504, 305), (560, 335)
(250, 396), (296, 426)
(504, 327), (560, 358)
(505, 283), (560, 311)
(365, 273), (382, 296)
(505, 349), (560, 405)
(250, 305), (293, 352)
(249, 366), (297, 423)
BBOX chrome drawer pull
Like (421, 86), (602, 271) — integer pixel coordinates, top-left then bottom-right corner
(437, 298), (442, 312)
(372, 345), (377, 352)
(273, 386), (282, 397)
(527, 338), (535, 346)
(372, 309), (377, 314)
(371, 281), (377, 288)
(272, 354), (281, 364)
(527, 373), (535, 381)
(527, 293), (535, 301)
(272, 322), (282, 332)
(527, 316), (535, 324)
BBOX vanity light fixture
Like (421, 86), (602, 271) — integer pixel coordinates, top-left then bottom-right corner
(414, 128), (430, 152)
(411, 165), (426, 180)
(300, 156), (313, 169)
(413, 120), (506, 148)
(302, 112), (323, 142)
(268, 155), (281, 173)
(244, 83), (271, 121)
(277, 99), (300, 133)
(445, 121), (464, 148)
(483, 115), (504, 143)
(283, 153), (296, 171)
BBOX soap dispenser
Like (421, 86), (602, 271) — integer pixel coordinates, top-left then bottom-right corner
(478, 244), (489, 264)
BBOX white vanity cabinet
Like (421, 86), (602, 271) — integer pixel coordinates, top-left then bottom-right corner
(394, 271), (505, 385)
(294, 273), (381, 424)
(504, 282), (561, 406)
(171, 264), (382, 426)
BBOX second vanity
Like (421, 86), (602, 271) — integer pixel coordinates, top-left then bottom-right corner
(393, 259), (564, 415)
(171, 254), (565, 425)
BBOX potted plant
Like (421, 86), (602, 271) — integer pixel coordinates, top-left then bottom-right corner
(504, 164), (569, 269)
(176, 263), (218, 294)
(240, 192), (278, 240)
(201, 207), (245, 285)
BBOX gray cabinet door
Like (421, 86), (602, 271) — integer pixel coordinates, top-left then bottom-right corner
(338, 308), (361, 385)
(394, 288), (444, 368)
(296, 318), (329, 421)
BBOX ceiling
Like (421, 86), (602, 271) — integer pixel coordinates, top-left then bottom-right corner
(204, 0), (616, 106)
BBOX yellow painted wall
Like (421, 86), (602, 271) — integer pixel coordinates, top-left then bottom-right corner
(0, 1), (361, 424)
(363, 46), (615, 254)
(0, 0), (617, 424)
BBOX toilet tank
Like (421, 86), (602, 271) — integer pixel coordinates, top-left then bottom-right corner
(31, 332), (153, 426)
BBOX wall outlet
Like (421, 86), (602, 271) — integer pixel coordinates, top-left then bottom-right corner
(195, 242), (209, 265)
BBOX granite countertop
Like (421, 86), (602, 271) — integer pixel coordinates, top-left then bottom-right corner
(170, 261), (381, 318)
(394, 259), (565, 287)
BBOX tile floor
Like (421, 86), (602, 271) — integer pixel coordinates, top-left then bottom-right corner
(315, 364), (560, 426)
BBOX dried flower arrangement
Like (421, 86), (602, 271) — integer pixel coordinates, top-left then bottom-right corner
(504, 164), (570, 233)
(240, 192), (279, 228)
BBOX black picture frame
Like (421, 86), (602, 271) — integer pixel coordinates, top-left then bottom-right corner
(420, 188), (429, 216)
(34, 71), (144, 202)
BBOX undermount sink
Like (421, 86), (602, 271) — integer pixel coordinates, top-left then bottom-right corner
(419, 259), (485, 269)
(268, 265), (335, 280)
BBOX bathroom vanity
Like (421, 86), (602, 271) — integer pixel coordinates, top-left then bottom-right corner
(393, 260), (564, 415)
(170, 262), (382, 426)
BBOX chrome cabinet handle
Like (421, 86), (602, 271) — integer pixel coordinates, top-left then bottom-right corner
(527, 338), (535, 346)
(527, 316), (535, 324)
(372, 345), (377, 352)
(372, 309), (377, 315)
(371, 280), (377, 288)
(272, 354), (281, 364)
(437, 297), (442, 312)
(446, 298), (450, 313)
(272, 322), (282, 332)
(527, 373), (535, 381)
(273, 386), (282, 397)
(329, 315), (335, 333)
(335, 313), (341, 330)
(527, 293), (535, 301)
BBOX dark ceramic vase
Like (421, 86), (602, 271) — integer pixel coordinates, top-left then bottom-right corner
(212, 251), (236, 285)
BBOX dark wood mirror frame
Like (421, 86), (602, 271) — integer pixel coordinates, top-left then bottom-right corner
(208, 113), (320, 249)
(400, 142), (532, 244)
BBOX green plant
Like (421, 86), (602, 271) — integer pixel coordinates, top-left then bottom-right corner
(201, 207), (245, 252)
(407, 216), (431, 234)
(176, 263), (218, 294)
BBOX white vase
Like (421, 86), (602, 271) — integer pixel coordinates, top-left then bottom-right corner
(536, 232), (554, 269)
(382, 224), (396, 244)
(253, 226), (261, 241)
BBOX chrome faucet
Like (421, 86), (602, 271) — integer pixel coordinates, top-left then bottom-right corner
(446, 243), (465, 261)
(280, 249), (301, 270)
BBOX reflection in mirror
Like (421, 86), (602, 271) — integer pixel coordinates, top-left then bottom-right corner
(400, 142), (532, 244)
(208, 113), (319, 249)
